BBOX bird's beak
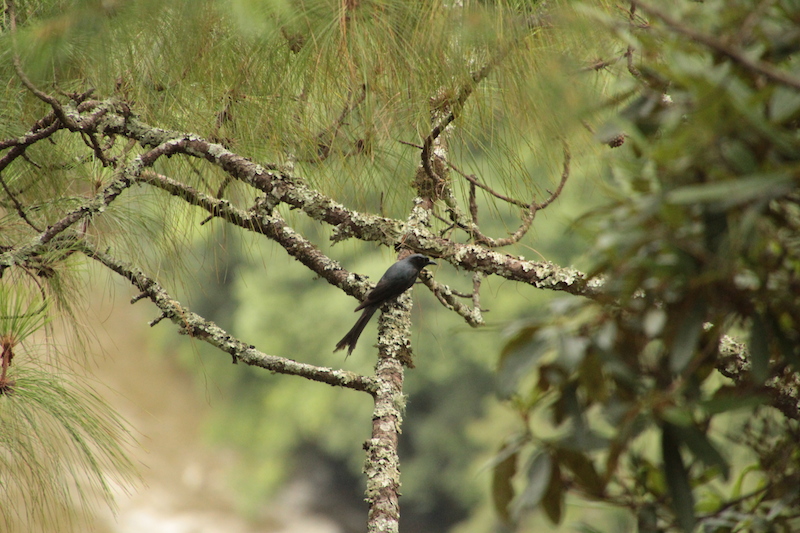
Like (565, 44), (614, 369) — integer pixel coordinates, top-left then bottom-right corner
(427, 259), (437, 266)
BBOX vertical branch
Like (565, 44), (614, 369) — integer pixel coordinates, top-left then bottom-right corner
(363, 200), (433, 530)
(364, 292), (413, 533)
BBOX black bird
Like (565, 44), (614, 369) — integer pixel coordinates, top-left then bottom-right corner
(335, 254), (436, 355)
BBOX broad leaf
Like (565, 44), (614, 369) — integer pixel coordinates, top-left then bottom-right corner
(662, 423), (697, 532)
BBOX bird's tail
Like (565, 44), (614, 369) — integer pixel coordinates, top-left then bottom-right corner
(334, 305), (377, 356)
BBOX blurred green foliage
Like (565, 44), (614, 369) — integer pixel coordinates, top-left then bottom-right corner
(496, 1), (800, 531)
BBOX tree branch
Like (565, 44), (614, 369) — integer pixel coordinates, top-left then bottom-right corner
(418, 270), (485, 327)
(91, 114), (405, 246)
(79, 242), (378, 394)
(139, 171), (370, 301)
(364, 201), (437, 532)
(717, 335), (800, 421)
(444, 143), (571, 248)
(1, 105), (602, 307)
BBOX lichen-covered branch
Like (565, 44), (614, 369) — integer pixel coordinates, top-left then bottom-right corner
(364, 208), (436, 532)
(418, 271), (484, 327)
(364, 293), (412, 533)
(718, 335), (800, 422)
(139, 171), (370, 301)
(79, 242), (378, 395)
(403, 232), (604, 300)
(92, 114), (404, 246)
(1, 102), (605, 316)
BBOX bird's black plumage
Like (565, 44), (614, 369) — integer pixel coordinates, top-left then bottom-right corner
(334, 254), (436, 355)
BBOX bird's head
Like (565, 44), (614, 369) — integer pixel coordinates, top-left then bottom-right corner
(407, 254), (437, 270)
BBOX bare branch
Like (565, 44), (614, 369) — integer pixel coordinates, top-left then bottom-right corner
(471, 272), (483, 315)
(405, 232), (604, 300)
(0, 113), (61, 152)
(445, 159), (530, 209)
(93, 115), (404, 246)
(625, 4), (644, 80)
(0, 105), (595, 310)
(580, 54), (626, 72)
(446, 143), (571, 248)
(309, 83), (367, 162)
(468, 182), (478, 225)
(364, 197), (442, 532)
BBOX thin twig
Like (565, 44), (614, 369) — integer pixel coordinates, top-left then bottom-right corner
(735, 0), (776, 48)
(445, 159), (529, 208)
(303, 82), (368, 163)
(7, 1), (80, 130)
(82, 132), (114, 167)
(0, 172), (43, 232)
(398, 139), (423, 150)
(471, 272), (483, 314)
(0, 266), (49, 319)
(697, 484), (770, 522)
(532, 142), (571, 211)
(139, 171), (369, 302)
(468, 181), (478, 224)
(445, 142), (570, 248)
(580, 54), (626, 72)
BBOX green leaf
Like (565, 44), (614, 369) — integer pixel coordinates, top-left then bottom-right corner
(555, 382), (610, 452)
(661, 406), (694, 427)
(666, 174), (794, 210)
(554, 448), (605, 496)
(501, 324), (539, 359)
(670, 424), (730, 480)
(719, 139), (758, 174)
(492, 448), (518, 526)
(578, 352), (608, 402)
(512, 452), (552, 517)
(662, 423), (697, 532)
(749, 314), (771, 383)
(700, 386), (764, 415)
(497, 325), (548, 399)
(559, 335), (590, 372)
(541, 460), (564, 525)
(770, 85), (800, 122)
(669, 299), (707, 374)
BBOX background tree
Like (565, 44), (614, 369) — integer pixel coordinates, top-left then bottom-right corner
(496, 1), (800, 531)
(1, 1), (798, 533)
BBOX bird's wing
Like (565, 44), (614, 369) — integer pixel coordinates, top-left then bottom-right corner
(355, 262), (417, 310)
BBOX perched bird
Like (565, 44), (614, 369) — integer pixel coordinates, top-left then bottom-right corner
(334, 253), (437, 355)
